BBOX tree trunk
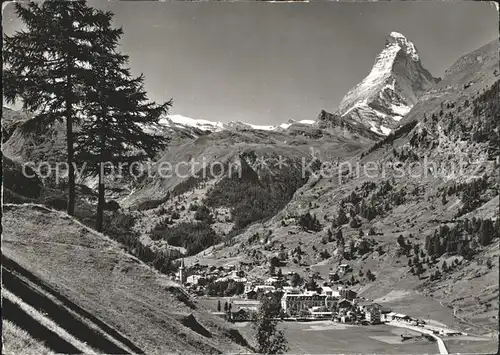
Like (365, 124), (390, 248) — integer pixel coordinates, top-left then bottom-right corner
(96, 82), (107, 233)
(96, 168), (105, 232)
(95, 125), (106, 232)
(64, 9), (75, 216)
(66, 109), (75, 215)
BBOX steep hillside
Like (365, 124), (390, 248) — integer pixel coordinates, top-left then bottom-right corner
(124, 126), (372, 207)
(190, 39), (499, 334)
(2, 153), (44, 203)
(2, 118), (67, 166)
(121, 123), (377, 257)
(2, 107), (29, 143)
(2, 204), (252, 354)
(317, 109), (383, 141)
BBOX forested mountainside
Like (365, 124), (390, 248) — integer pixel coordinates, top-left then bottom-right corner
(188, 38), (499, 332)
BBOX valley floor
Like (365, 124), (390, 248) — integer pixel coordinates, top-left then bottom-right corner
(233, 320), (497, 354)
(197, 293), (498, 354)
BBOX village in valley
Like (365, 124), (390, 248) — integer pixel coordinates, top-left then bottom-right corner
(175, 258), (466, 346)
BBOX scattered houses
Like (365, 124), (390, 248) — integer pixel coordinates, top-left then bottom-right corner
(229, 300), (261, 321)
(365, 308), (381, 324)
(337, 264), (352, 275)
(339, 288), (358, 300)
(253, 285), (276, 293)
(320, 285), (338, 297)
(265, 277), (280, 286)
(309, 306), (333, 319)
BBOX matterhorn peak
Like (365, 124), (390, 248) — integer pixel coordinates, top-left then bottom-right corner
(332, 31), (438, 136)
(386, 31), (419, 62)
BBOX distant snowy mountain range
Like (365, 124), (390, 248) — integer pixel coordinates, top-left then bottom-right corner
(160, 32), (438, 138)
(4, 31), (439, 142)
(158, 114), (316, 133)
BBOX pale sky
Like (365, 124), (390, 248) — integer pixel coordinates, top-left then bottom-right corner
(3, 1), (498, 125)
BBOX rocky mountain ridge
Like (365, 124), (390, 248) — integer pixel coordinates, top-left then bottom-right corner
(324, 32), (440, 136)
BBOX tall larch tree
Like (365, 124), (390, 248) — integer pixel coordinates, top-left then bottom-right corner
(76, 11), (171, 232)
(4, 1), (104, 215)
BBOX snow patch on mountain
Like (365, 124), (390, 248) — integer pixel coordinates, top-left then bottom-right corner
(160, 115), (225, 132)
(390, 103), (411, 117)
(278, 120), (317, 129)
(246, 123), (275, 131)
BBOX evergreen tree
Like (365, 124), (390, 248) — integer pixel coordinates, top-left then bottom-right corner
(305, 276), (319, 292)
(366, 269), (376, 281)
(75, 12), (170, 231)
(357, 239), (371, 255)
(414, 262), (423, 278)
(425, 234), (432, 255)
(334, 208), (348, 227)
(330, 272), (340, 282)
(397, 235), (406, 249)
(327, 228), (333, 241)
(349, 216), (361, 228)
(194, 205), (214, 224)
(4, 1), (105, 215)
(269, 263), (276, 276)
(479, 219), (494, 246)
(433, 236), (442, 257)
(254, 295), (288, 354)
(348, 240), (356, 256)
(290, 273), (302, 287)
(298, 212), (322, 232)
(336, 229), (344, 247)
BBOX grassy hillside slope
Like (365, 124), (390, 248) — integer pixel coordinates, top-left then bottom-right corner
(2, 204), (251, 355)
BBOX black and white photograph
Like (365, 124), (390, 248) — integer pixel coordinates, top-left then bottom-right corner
(2, 1), (499, 354)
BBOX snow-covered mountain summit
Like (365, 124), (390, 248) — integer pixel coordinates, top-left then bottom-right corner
(335, 31), (439, 135)
(158, 114), (316, 133)
(159, 115), (226, 132)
